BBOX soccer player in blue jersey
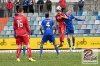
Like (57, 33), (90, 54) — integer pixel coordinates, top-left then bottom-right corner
(40, 13), (59, 57)
(64, 10), (85, 51)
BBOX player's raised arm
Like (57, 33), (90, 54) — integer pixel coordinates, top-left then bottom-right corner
(52, 20), (56, 34)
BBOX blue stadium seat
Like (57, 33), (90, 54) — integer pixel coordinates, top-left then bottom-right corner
(79, 30), (84, 34)
(96, 29), (100, 33)
(0, 35), (3, 38)
(1, 31), (6, 35)
(3, 35), (9, 38)
(77, 34), (83, 37)
(75, 25), (81, 29)
(9, 26), (14, 30)
(74, 30), (78, 34)
(96, 16), (100, 20)
(39, 13), (44, 17)
(30, 16), (36, 21)
(83, 34), (88, 36)
(31, 35), (36, 38)
(37, 35), (42, 37)
(84, 29), (90, 34)
(81, 25), (86, 29)
(77, 12), (82, 16)
(94, 34), (99, 36)
(87, 25), (92, 29)
(30, 30), (34, 35)
(98, 11), (100, 16)
(86, 16), (91, 21)
(6, 31), (11, 35)
(28, 13), (34, 16)
(29, 22), (33, 26)
(11, 31), (14, 34)
(93, 25), (98, 29)
(78, 21), (84, 25)
(9, 35), (14, 38)
(9, 17), (14, 22)
(4, 26), (9, 30)
(73, 21), (77, 25)
(7, 22), (12, 26)
(33, 13), (38, 16)
(72, 12), (76, 16)
(93, 11), (98, 16)
(33, 22), (39, 25)
(82, 11), (87, 16)
(36, 26), (40, 30)
(88, 11), (93, 16)
(42, 17), (45, 21)
(31, 26), (36, 30)
(95, 20), (100, 24)
(90, 30), (96, 33)
(89, 20), (95, 24)
(34, 30), (39, 34)
(36, 17), (41, 21)
(91, 16), (96, 20)
(89, 34), (94, 36)
(84, 21), (89, 24)
(28, 17), (30, 21)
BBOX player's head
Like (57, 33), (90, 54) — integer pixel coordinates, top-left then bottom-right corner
(56, 6), (61, 14)
(18, 6), (24, 13)
(45, 13), (49, 18)
(67, 9), (72, 15)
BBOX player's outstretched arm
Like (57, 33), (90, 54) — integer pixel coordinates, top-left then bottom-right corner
(74, 18), (85, 21)
(52, 25), (56, 34)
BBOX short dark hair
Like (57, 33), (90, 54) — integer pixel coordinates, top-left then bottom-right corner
(45, 13), (49, 18)
(18, 6), (23, 13)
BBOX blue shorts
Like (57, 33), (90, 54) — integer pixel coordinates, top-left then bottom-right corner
(42, 35), (55, 43)
(66, 28), (74, 35)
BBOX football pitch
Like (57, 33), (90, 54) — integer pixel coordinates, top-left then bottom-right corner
(0, 52), (99, 66)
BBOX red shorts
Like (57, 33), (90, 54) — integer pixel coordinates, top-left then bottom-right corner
(16, 35), (29, 45)
(58, 24), (65, 33)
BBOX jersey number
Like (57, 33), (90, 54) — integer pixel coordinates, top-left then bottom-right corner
(17, 20), (23, 28)
(46, 22), (50, 27)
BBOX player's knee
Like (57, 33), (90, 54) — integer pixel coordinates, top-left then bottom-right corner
(40, 42), (44, 46)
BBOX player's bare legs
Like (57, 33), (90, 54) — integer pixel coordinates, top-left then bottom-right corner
(59, 30), (65, 47)
(40, 42), (44, 57)
(53, 42), (59, 56)
(72, 34), (75, 49)
(67, 35), (72, 51)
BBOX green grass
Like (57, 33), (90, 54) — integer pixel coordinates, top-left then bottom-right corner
(0, 52), (99, 66)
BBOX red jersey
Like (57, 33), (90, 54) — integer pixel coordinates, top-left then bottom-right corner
(13, 14), (30, 36)
(55, 13), (65, 25)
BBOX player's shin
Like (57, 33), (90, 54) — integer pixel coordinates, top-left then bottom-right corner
(54, 44), (59, 55)
(16, 48), (21, 59)
(67, 38), (71, 47)
(23, 46), (26, 55)
(40, 45), (43, 57)
(27, 48), (32, 58)
(72, 37), (75, 46)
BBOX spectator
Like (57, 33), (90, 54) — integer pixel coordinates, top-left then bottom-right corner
(37, 0), (44, 12)
(46, 0), (52, 13)
(78, 0), (84, 12)
(73, 2), (78, 12)
(6, 0), (14, 17)
(15, 0), (21, 12)
(59, 0), (66, 13)
(28, 0), (34, 13)
(23, 0), (28, 13)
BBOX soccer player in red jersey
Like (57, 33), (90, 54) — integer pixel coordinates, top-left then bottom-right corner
(55, 6), (68, 47)
(13, 7), (36, 62)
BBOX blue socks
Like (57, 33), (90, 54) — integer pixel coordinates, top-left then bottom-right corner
(67, 38), (71, 47)
(40, 46), (43, 57)
(55, 46), (59, 55)
(23, 46), (26, 55)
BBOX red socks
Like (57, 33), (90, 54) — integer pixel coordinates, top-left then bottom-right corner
(60, 33), (65, 45)
(27, 48), (32, 58)
(16, 48), (20, 58)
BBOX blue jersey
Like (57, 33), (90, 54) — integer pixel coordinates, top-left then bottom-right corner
(64, 14), (84, 30)
(41, 18), (54, 35)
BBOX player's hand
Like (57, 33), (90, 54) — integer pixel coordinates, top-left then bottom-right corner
(28, 35), (31, 39)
